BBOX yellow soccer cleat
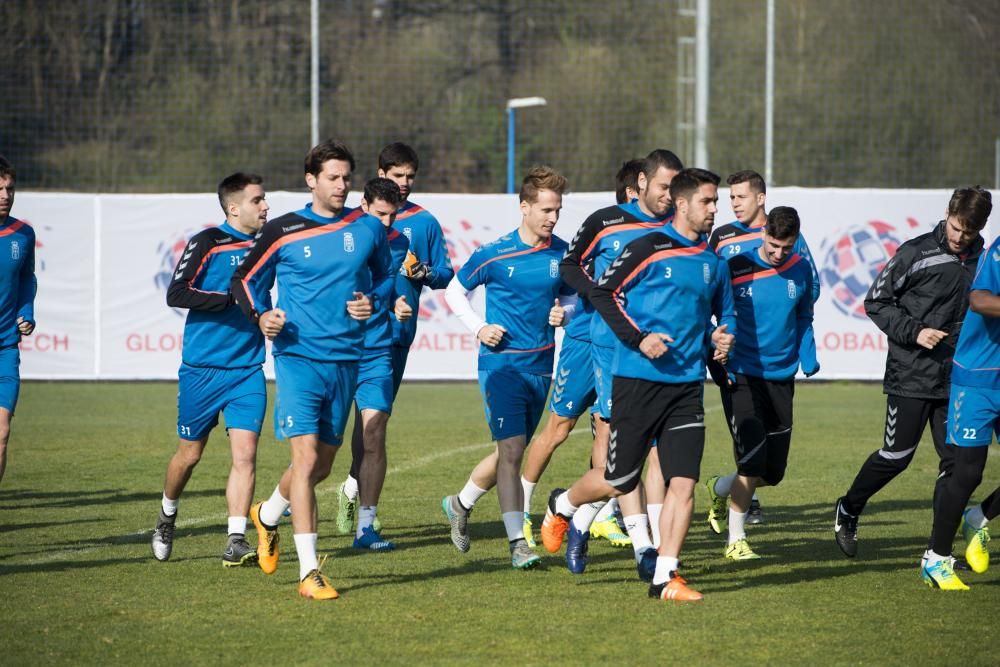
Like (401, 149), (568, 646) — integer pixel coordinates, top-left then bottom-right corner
(590, 516), (632, 548)
(961, 511), (991, 574)
(523, 513), (537, 549)
(250, 502), (280, 575)
(298, 568), (339, 600)
(921, 558), (969, 591)
(725, 538), (761, 561)
(705, 475), (727, 535)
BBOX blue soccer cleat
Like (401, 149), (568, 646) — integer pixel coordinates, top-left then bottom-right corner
(352, 526), (395, 552)
(565, 524), (590, 574)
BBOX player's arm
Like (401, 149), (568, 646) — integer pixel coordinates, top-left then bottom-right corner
(589, 236), (656, 348)
(794, 234), (822, 303)
(422, 217), (455, 289)
(553, 287), (579, 325)
(166, 231), (233, 312)
(796, 271), (820, 376)
(230, 223), (281, 324)
(445, 251), (506, 346)
(863, 245), (927, 346)
(968, 247), (1000, 317)
(559, 213), (603, 300)
(15, 230), (37, 335)
(709, 260), (736, 360)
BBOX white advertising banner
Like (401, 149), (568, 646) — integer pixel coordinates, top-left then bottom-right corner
(13, 188), (997, 381)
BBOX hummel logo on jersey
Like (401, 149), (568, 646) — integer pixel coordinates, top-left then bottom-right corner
(216, 236), (233, 245)
(602, 216), (625, 227)
(344, 232), (355, 252)
(282, 223), (305, 233)
(10, 240), (19, 260)
(719, 229), (738, 240)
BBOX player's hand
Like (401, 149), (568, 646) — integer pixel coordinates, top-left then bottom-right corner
(347, 292), (373, 320)
(711, 324), (734, 356)
(478, 324), (507, 348)
(16, 317), (34, 336)
(548, 298), (567, 327)
(639, 332), (673, 359)
(394, 295), (413, 322)
(402, 251), (430, 282)
(258, 309), (286, 339)
(916, 327), (947, 350)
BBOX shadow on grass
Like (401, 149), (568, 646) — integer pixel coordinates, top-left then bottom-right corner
(0, 487), (222, 510)
(0, 517), (103, 533)
(0, 555), (150, 576)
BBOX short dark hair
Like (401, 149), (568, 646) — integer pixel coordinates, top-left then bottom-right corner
(519, 165), (568, 203)
(642, 149), (684, 179)
(948, 186), (992, 232)
(615, 159), (644, 204)
(669, 167), (720, 203)
(0, 155), (15, 181)
(765, 206), (801, 240)
(217, 172), (263, 212)
(378, 142), (420, 172)
(363, 177), (402, 208)
(305, 139), (356, 176)
(726, 170), (766, 195)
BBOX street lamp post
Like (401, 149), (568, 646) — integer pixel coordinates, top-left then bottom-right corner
(506, 97), (547, 193)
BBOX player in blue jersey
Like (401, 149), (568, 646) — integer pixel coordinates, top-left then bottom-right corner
(0, 156), (36, 487)
(149, 173), (270, 566)
(440, 166), (575, 569)
(550, 149), (684, 575)
(706, 170), (821, 527)
(923, 188), (997, 590)
(336, 143), (454, 534)
(232, 140), (393, 600)
(703, 206), (819, 561)
(346, 178), (410, 552)
(543, 168), (735, 602)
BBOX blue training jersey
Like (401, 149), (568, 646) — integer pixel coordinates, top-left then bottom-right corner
(365, 226), (410, 350)
(589, 224), (736, 384)
(559, 201), (673, 346)
(456, 231), (573, 375)
(167, 222), (267, 369)
(232, 204), (393, 362)
(0, 216), (36, 348)
(391, 200), (454, 347)
(709, 220), (821, 303)
(951, 236), (1000, 390)
(726, 250), (817, 380)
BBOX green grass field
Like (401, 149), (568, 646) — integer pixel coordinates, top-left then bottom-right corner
(1, 382), (997, 666)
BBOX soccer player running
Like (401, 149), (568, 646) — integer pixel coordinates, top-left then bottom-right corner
(345, 178), (411, 552)
(232, 140), (392, 600)
(441, 166), (574, 569)
(542, 168), (735, 602)
(0, 155), (36, 487)
(923, 188), (998, 590)
(150, 173), (270, 566)
(551, 149), (683, 577)
(336, 142), (454, 534)
(833, 187), (988, 560)
(707, 206), (818, 561)
(705, 170), (821, 529)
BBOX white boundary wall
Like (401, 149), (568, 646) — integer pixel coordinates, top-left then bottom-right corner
(12, 189), (996, 380)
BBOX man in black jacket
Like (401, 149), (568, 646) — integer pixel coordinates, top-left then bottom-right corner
(833, 189), (988, 558)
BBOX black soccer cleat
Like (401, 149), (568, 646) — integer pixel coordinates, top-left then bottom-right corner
(834, 497), (859, 558)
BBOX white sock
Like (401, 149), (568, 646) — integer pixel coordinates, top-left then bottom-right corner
(554, 492), (579, 518)
(965, 505), (988, 529)
(293, 532), (319, 581)
(572, 501), (604, 532)
(521, 476), (537, 514)
(624, 514), (654, 560)
(342, 475), (359, 501)
(714, 473), (736, 498)
(728, 506), (747, 544)
(161, 494), (178, 517)
(652, 554), (680, 585)
(926, 550), (948, 565)
(595, 499), (616, 523)
(647, 504), (663, 547)
(259, 486), (290, 527)
(357, 505), (377, 537)
(502, 511), (525, 541)
(227, 516), (247, 536)
(458, 480), (489, 510)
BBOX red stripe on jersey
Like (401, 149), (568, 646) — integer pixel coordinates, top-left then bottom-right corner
(387, 227), (402, 241)
(466, 239), (552, 277)
(0, 219), (27, 237)
(715, 229), (762, 250)
(188, 239), (253, 296)
(730, 254), (803, 286)
(580, 219), (669, 263)
(394, 204), (426, 221)
(610, 243), (708, 333)
(497, 343), (556, 354)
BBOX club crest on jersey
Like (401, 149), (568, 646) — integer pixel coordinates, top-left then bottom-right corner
(344, 232), (355, 253)
(10, 240), (19, 260)
(703, 262), (711, 284)
(403, 227), (413, 241)
(550, 258), (559, 278)
(787, 280), (797, 299)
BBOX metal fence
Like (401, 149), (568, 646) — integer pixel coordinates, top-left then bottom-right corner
(2, 0), (997, 193)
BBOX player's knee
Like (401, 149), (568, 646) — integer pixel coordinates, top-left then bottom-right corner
(0, 423), (9, 447)
(952, 454), (986, 492)
(177, 444), (203, 467)
(605, 466), (642, 496)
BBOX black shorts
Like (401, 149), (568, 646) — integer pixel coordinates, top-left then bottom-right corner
(605, 377), (705, 492)
(720, 374), (794, 482)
